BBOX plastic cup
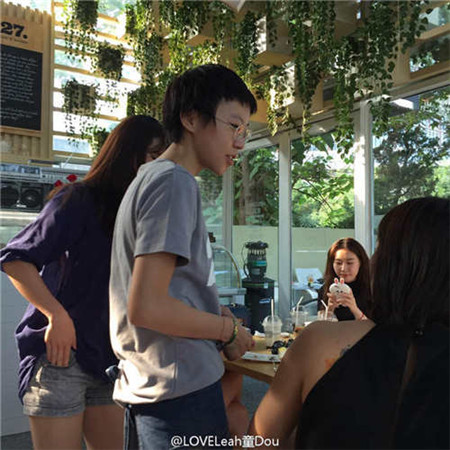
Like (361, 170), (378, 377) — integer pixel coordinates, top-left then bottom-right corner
(318, 310), (337, 321)
(291, 307), (307, 337)
(262, 315), (282, 347)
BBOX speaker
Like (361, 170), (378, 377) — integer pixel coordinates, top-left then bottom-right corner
(1, 181), (52, 211)
(242, 277), (275, 332)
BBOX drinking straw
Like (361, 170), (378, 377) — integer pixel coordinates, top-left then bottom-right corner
(321, 300), (328, 320)
(295, 296), (304, 326)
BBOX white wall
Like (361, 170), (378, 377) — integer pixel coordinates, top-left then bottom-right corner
(1, 272), (30, 436)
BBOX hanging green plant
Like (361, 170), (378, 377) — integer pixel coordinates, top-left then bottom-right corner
(160, 0), (210, 38)
(90, 126), (110, 157)
(265, 0), (284, 48)
(63, 0), (98, 60)
(127, 76), (171, 121)
(59, 0), (431, 155)
(233, 10), (262, 88)
(124, 0), (166, 90)
(210, 0), (234, 53)
(284, 1), (335, 141)
(95, 42), (124, 81)
(63, 79), (97, 115)
(280, 0), (429, 152)
(257, 65), (294, 135)
(62, 78), (98, 142)
(355, 1), (429, 139)
(192, 41), (221, 66)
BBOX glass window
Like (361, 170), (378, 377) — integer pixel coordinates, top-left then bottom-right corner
(98, 0), (129, 18)
(232, 146), (279, 330)
(373, 85), (450, 238)
(53, 135), (90, 154)
(52, 1), (139, 159)
(197, 170), (223, 244)
(422, 4), (450, 30)
(410, 35), (450, 73)
(233, 146), (279, 277)
(290, 133), (355, 312)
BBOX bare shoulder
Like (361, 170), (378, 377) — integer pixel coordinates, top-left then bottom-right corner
(284, 319), (376, 401)
(302, 319), (375, 348)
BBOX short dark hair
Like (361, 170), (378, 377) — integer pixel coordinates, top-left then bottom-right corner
(163, 64), (257, 143)
(322, 238), (371, 312)
(371, 197), (449, 329)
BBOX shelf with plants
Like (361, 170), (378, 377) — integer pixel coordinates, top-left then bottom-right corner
(56, 0), (440, 156)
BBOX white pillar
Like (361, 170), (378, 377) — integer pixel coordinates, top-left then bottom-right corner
(278, 132), (292, 319)
(354, 100), (374, 255)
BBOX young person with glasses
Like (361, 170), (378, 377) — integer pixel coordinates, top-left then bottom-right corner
(109, 64), (256, 449)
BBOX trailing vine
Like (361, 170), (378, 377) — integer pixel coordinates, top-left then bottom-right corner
(60, 0), (433, 155)
(285, 1), (335, 140)
(265, 0), (282, 48)
(258, 65), (294, 135)
(210, 0), (234, 54)
(125, 0), (162, 83)
(94, 42), (124, 81)
(282, 0), (429, 151)
(160, 0), (210, 39)
(62, 79), (99, 143)
(233, 10), (262, 88)
(90, 126), (110, 156)
(63, 0), (98, 61)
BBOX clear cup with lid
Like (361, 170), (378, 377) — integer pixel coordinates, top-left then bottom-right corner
(262, 314), (282, 347)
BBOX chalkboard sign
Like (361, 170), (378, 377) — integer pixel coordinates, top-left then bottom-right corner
(0, 44), (42, 131)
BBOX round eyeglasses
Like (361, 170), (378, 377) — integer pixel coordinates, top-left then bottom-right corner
(214, 116), (251, 143)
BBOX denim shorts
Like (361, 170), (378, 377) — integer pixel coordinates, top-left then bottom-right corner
(22, 351), (115, 417)
(125, 380), (231, 450)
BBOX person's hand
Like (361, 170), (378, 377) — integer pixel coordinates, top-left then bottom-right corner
(330, 279), (361, 319)
(220, 306), (254, 360)
(326, 292), (338, 312)
(44, 309), (77, 366)
(223, 323), (254, 361)
(220, 306), (234, 318)
(335, 290), (362, 319)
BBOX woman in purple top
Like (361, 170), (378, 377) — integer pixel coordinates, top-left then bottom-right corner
(0, 116), (165, 450)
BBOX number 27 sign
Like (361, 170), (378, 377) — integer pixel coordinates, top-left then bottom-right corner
(0, 15), (43, 53)
(1, 21), (28, 39)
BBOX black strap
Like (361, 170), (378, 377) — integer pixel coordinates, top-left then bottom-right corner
(124, 405), (139, 450)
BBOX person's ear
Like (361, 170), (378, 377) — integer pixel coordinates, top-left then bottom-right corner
(180, 111), (198, 133)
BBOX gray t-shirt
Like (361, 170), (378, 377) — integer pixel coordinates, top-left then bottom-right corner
(109, 159), (224, 405)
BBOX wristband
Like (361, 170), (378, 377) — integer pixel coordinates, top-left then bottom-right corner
(224, 317), (239, 347)
(359, 312), (366, 320)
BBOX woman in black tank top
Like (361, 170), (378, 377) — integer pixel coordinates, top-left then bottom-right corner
(250, 197), (449, 449)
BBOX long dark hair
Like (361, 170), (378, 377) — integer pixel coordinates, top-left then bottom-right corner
(50, 115), (165, 234)
(321, 237), (371, 309)
(371, 197), (449, 329)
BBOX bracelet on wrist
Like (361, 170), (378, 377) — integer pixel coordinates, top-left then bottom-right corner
(358, 312), (366, 320)
(224, 317), (239, 347)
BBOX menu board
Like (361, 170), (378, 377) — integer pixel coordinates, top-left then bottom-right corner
(0, 44), (42, 130)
